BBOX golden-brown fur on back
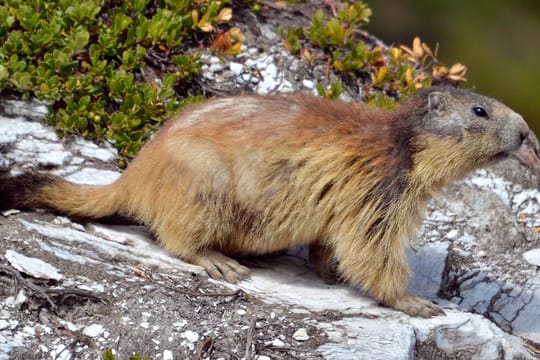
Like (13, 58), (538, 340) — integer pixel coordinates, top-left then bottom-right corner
(1, 87), (533, 317)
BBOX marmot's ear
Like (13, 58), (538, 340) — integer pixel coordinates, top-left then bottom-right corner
(428, 91), (447, 112)
(423, 90), (462, 136)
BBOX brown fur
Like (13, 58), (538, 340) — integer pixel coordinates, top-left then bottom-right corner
(0, 86), (532, 317)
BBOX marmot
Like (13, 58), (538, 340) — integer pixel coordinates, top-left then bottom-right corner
(1, 86), (538, 317)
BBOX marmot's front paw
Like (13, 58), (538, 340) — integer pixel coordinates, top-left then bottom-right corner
(385, 295), (445, 318)
(191, 250), (250, 283)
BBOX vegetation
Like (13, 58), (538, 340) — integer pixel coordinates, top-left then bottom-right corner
(278, 1), (466, 106)
(0, 0), (238, 161)
(102, 348), (148, 360)
(366, 0), (540, 133)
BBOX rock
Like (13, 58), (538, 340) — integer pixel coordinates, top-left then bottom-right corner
(302, 79), (315, 89)
(411, 312), (529, 360)
(0, 115), (49, 144)
(75, 138), (116, 162)
(65, 168), (121, 185)
(445, 229), (459, 240)
(292, 328), (309, 341)
(5, 250), (63, 281)
(50, 344), (71, 360)
(318, 318), (415, 360)
(209, 63), (225, 72)
(82, 324), (104, 338)
(268, 338), (286, 347)
(1, 209), (21, 217)
(13, 290), (27, 307)
(407, 242), (449, 298)
(181, 330), (199, 343)
(229, 61), (244, 75)
(523, 248), (540, 266)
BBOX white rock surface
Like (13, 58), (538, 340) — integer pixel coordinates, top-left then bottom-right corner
(523, 248), (540, 266)
(292, 328), (309, 341)
(162, 350), (174, 360)
(318, 318), (415, 360)
(229, 61), (244, 75)
(64, 168), (121, 185)
(5, 250), (63, 280)
(76, 138), (117, 162)
(82, 324), (104, 338)
(181, 330), (199, 343)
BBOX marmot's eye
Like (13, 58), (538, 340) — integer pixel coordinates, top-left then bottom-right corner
(473, 106), (488, 118)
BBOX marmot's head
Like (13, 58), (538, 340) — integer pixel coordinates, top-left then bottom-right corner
(420, 87), (528, 155)
(403, 86), (540, 185)
(415, 86), (538, 167)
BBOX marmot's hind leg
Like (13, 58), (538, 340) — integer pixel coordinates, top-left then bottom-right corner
(309, 241), (339, 284)
(189, 250), (250, 283)
(336, 244), (445, 318)
(153, 208), (250, 283)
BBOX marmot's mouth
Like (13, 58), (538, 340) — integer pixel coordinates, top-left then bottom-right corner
(492, 150), (509, 161)
(511, 133), (540, 177)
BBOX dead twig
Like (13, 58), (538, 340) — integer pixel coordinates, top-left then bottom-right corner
(263, 344), (310, 353)
(244, 311), (256, 360)
(56, 328), (95, 348)
(45, 287), (107, 304)
(525, 340), (540, 356)
(325, 57), (331, 80)
(324, 0), (338, 16)
(195, 336), (214, 360)
(177, 288), (246, 299)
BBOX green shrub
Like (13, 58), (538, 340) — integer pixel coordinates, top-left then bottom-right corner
(0, 0), (233, 162)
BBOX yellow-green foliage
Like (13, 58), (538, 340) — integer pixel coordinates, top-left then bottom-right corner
(278, 1), (467, 107)
(102, 348), (149, 360)
(0, 0), (234, 161)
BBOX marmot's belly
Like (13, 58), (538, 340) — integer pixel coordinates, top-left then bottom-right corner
(215, 231), (311, 256)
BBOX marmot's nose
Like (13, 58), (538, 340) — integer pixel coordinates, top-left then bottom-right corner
(520, 128), (530, 144)
(511, 112), (529, 144)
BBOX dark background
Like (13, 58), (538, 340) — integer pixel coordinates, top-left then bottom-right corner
(366, 0), (540, 133)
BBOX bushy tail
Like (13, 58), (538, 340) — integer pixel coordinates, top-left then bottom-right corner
(0, 171), (123, 219)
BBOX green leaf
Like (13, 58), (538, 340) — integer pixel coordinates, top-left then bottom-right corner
(102, 348), (116, 360)
(10, 72), (33, 90)
(0, 65), (8, 82)
(73, 30), (90, 50)
(78, 95), (91, 110)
